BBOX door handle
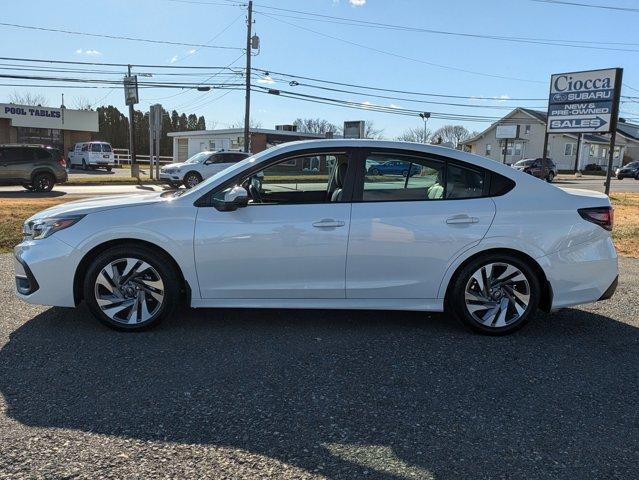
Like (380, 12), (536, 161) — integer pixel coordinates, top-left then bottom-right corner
(313, 219), (345, 228)
(446, 215), (479, 224)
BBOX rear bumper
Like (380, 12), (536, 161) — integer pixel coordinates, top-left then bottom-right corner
(541, 235), (618, 310)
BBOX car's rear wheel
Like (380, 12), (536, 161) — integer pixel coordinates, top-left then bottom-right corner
(32, 172), (55, 192)
(83, 245), (180, 331)
(184, 172), (202, 188)
(546, 171), (555, 182)
(106, 166), (112, 172)
(448, 253), (540, 335)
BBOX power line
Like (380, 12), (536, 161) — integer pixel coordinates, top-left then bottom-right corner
(254, 6), (639, 53)
(0, 56), (245, 69)
(251, 68), (546, 101)
(0, 22), (244, 50)
(530, 0), (639, 13)
(256, 12), (545, 84)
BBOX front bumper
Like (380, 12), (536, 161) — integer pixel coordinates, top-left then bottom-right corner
(14, 237), (78, 307)
(160, 173), (182, 183)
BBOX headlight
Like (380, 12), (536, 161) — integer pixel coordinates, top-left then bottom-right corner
(162, 168), (177, 174)
(23, 215), (85, 240)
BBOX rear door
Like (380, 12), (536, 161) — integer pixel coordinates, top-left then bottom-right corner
(346, 149), (496, 299)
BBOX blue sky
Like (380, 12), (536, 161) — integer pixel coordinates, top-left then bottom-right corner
(2, 0), (638, 138)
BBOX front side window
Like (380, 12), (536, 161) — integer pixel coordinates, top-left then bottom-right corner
(185, 152), (212, 164)
(81, 144), (88, 152)
(363, 154), (445, 201)
(215, 152), (348, 205)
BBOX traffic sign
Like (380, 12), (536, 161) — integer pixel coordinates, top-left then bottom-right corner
(546, 68), (622, 134)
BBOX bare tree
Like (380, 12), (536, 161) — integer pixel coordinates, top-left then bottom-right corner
(293, 118), (338, 134)
(9, 91), (48, 106)
(230, 118), (262, 129)
(363, 120), (384, 139)
(430, 125), (472, 149)
(73, 97), (94, 110)
(396, 127), (431, 144)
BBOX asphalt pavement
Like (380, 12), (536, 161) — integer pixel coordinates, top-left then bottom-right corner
(0, 253), (638, 479)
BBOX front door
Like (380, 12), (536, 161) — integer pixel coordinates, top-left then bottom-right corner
(346, 150), (496, 299)
(194, 150), (354, 299)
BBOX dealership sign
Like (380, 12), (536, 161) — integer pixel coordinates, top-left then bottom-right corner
(546, 68), (622, 134)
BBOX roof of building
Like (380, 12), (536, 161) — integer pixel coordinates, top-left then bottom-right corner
(167, 128), (326, 138)
(462, 107), (639, 145)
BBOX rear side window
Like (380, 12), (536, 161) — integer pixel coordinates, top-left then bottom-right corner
(446, 164), (485, 199)
(2, 148), (35, 162)
(101, 144), (112, 152)
(35, 149), (51, 160)
(362, 154), (445, 202)
(91, 144), (102, 152)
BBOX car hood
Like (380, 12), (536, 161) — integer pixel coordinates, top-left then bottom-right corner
(162, 162), (187, 170)
(27, 193), (165, 221)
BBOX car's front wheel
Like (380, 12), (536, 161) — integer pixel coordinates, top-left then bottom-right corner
(448, 253), (540, 335)
(83, 245), (180, 331)
(183, 172), (202, 188)
(546, 171), (555, 182)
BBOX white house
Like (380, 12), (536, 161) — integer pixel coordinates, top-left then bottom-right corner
(462, 108), (639, 170)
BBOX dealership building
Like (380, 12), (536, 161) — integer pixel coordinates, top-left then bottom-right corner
(0, 103), (99, 152)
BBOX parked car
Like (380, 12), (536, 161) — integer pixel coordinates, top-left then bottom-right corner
(68, 141), (115, 171)
(15, 139), (617, 335)
(512, 157), (558, 182)
(368, 159), (422, 177)
(0, 145), (67, 192)
(160, 150), (250, 188)
(615, 161), (639, 180)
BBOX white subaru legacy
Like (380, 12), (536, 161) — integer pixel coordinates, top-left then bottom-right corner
(14, 140), (618, 335)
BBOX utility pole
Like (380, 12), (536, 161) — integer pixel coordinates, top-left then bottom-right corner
(243, 0), (253, 153)
(127, 65), (137, 169)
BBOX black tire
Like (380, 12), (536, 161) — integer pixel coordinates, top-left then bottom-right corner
(402, 170), (409, 177)
(106, 166), (113, 172)
(168, 181), (181, 189)
(546, 171), (555, 183)
(184, 171), (202, 188)
(32, 172), (55, 192)
(617, 175), (623, 180)
(69, 163), (75, 170)
(22, 184), (34, 191)
(83, 244), (181, 331)
(370, 168), (380, 176)
(635, 172), (639, 180)
(82, 159), (88, 170)
(447, 253), (540, 335)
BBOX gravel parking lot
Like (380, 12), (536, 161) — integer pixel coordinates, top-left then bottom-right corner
(0, 253), (638, 479)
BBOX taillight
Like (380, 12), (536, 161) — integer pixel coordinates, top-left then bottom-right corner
(578, 206), (614, 231)
(59, 157), (66, 168)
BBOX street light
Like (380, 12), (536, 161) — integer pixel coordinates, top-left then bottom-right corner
(419, 112), (431, 144)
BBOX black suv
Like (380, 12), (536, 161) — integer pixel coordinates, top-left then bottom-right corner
(0, 145), (68, 192)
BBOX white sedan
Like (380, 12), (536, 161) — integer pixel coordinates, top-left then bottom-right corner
(14, 140), (618, 335)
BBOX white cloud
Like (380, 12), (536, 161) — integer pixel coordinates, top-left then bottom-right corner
(258, 75), (275, 84)
(389, 103), (402, 109)
(169, 55), (179, 63)
(187, 49), (197, 54)
(497, 94), (510, 103)
(349, 0), (366, 6)
(75, 49), (102, 56)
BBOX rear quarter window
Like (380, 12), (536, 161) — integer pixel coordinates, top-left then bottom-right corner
(489, 172), (516, 196)
(35, 149), (51, 160)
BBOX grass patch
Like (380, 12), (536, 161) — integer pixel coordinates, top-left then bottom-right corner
(1, 193), (638, 256)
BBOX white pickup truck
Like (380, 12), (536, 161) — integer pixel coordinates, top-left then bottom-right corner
(68, 141), (115, 171)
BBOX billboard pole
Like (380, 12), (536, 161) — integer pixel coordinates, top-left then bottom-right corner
(604, 68), (623, 195)
(573, 133), (582, 173)
(541, 132), (549, 162)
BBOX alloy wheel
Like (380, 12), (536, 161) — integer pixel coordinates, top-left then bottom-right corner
(94, 257), (165, 325)
(464, 262), (531, 328)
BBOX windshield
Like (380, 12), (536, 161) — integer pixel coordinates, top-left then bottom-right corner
(514, 159), (534, 166)
(185, 152), (212, 164)
(175, 150), (272, 198)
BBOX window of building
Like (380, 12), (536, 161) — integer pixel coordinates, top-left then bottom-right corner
(501, 143), (513, 156)
(564, 143), (576, 156)
(485, 144), (492, 156)
(524, 124), (531, 135)
(589, 145), (596, 157)
(513, 142), (522, 156)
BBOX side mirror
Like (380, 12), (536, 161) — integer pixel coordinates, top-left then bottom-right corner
(213, 185), (249, 212)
